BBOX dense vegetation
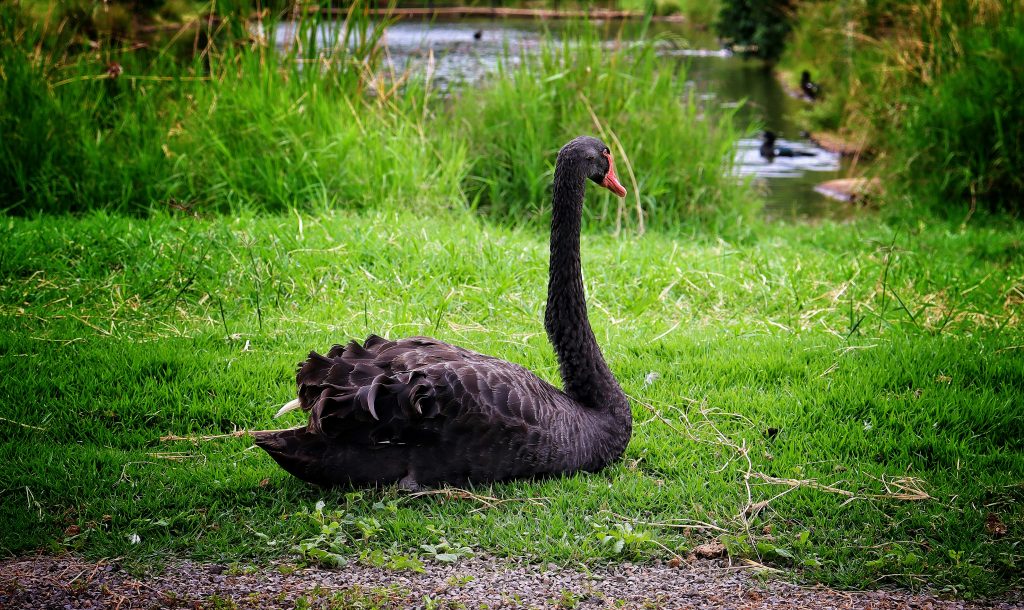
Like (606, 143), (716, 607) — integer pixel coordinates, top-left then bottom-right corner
(774, 0), (1023, 217)
(1, 0), (1022, 601)
(0, 6), (746, 229)
(714, 0), (794, 61)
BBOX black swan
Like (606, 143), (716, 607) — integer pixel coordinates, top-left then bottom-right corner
(759, 130), (816, 163)
(254, 136), (633, 489)
(800, 70), (820, 100)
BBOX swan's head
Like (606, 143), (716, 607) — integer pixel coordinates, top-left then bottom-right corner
(559, 136), (628, 198)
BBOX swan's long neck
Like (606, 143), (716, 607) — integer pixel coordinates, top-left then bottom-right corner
(545, 160), (629, 417)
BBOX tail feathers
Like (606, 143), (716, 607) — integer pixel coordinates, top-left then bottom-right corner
(253, 426), (411, 487)
(275, 398), (302, 418)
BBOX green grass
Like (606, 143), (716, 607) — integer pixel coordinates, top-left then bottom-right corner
(1, 209), (1022, 597)
(1, 5), (458, 215)
(776, 0), (1024, 217)
(451, 26), (751, 231)
(1, 6), (747, 229)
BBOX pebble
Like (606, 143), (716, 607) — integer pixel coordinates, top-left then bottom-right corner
(0, 555), (1021, 609)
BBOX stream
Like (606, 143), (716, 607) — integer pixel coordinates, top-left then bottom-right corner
(275, 17), (859, 221)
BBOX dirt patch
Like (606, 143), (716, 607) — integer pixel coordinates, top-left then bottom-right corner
(2, 554), (1021, 609)
(808, 131), (870, 157)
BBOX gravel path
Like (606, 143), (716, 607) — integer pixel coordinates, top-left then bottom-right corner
(2, 555), (1021, 609)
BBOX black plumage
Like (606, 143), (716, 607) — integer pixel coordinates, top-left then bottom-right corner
(254, 136), (633, 489)
(800, 70), (820, 100)
(759, 130), (816, 163)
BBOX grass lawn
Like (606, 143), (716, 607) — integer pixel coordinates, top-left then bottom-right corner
(1, 209), (1022, 597)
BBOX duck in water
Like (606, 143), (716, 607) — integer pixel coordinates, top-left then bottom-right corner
(759, 131), (816, 163)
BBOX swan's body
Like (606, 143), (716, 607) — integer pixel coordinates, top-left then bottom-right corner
(255, 136), (632, 488)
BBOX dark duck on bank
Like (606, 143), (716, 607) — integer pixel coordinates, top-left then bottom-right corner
(759, 130), (816, 163)
(255, 136), (633, 489)
(800, 70), (820, 100)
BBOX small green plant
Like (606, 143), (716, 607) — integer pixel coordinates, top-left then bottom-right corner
(591, 520), (657, 556)
(552, 589), (585, 608)
(320, 585), (411, 610)
(202, 594), (239, 610)
(864, 543), (927, 580)
(291, 500), (385, 567)
(361, 548), (426, 573)
(446, 574), (475, 587)
(420, 539), (474, 563)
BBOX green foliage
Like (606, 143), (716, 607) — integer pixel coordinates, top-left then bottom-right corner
(168, 48), (466, 214)
(779, 0), (1024, 216)
(890, 13), (1024, 216)
(292, 501), (357, 566)
(0, 5), (752, 228)
(451, 26), (754, 231)
(591, 520), (657, 556)
(362, 548), (426, 572)
(715, 0), (795, 62)
(294, 584), (413, 610)
(552, 589), (585, 608)
(0, 9), (180, 213)
(419, 540), (474, 563)
(0, 4), (467, 215)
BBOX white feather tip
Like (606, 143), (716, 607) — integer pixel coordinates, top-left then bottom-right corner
(274, 398), (302, 418)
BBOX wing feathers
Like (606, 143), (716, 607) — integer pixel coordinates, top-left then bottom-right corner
(288, 335), (564, 450)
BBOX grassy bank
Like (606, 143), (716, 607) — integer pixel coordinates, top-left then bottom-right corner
(0, 5), (748, 229)
(777, 0), (1023, 218)
(1, 210), (1022, 596)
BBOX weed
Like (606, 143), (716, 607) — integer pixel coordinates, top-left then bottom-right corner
(361, 548), (426, 573)
(552, 589), (585, 608)
(591, 520), (658, 557)
(446, 574), (475, 587)
(420, 540), (474, 563)
(202, 595), (239, 610)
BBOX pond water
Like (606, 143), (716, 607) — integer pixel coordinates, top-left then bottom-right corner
(275, 17), (858, 221)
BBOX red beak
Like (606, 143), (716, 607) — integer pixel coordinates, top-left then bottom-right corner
(601, 150), (628, 198)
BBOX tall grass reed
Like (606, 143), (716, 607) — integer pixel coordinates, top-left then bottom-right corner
(2, 3), (754, 230)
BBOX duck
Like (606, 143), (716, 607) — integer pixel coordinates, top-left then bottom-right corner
(800, 70), (820, 100)
(255, 136), (633, 489)
(759, 130), (816, 163)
